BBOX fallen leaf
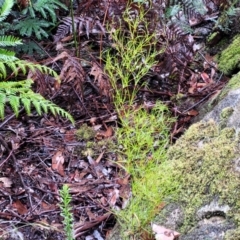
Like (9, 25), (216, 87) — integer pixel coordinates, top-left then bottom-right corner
(95, 126), (113, 139)
(187, 109), (199, 116)
(52, 150), (65, 176)
(12, 200), (28, 215)
(0, 177), (12, 188)
(152, 224), (180, 240)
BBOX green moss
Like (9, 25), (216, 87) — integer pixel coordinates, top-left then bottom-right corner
(207, 32), (218, 42)
(75, 123), (96, 141)
(219, 107), (234, 128)
(217, 35), (240, 75)
(220, 71), (240, 99)
(225, 228), (240, 240)
(74, 124), (117, 158)
(166, 120), (240, 233)
(220, 107), (234, 120)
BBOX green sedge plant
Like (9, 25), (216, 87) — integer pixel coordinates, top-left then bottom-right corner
(104, 3), (178, 239)
(59, 184), (74, 240)
(0, 0), (74, 124)
(115, 103), (178, 239)
(104, 4), (162, 114)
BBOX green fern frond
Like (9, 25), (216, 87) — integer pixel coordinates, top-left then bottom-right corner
(0, 62), (6, 78)
(16, 40), (45, 56)
(0, 92), (6, 118)
(9, 94), (20, 117)
(0, 0), (74, 124)
(1, 60), (58, 79)
(21, 97), (31, 115)
(0, 35), (22, 47)
(0, 48), (17, 62)
(14, 17), (52, 40)
(0, 22), (13, 35)
(0, 80), (75, 124)
(33, 0), (67, 23)
(0, 0), (14, 22)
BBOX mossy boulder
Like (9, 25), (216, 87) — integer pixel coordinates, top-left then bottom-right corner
(217, 34), (240, 75)
(154, 117), (240, 239)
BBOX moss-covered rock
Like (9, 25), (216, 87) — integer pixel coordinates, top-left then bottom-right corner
(217, 35), (240, 75)
(159, 120), (240, 238)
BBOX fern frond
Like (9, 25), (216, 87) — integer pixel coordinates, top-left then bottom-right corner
(16, 40), (45, 56)
(33, 0), (67, 23)
(0, 0), (14, 22)
(1, 60), (58, 79)
(54, 17), (106, 42)
(9, 94), (20, 117)
(0, 36), (22, 47)
(14, 17), (52, 40)
(0, 92), (6, 119)
(0, 80), (75, 124)
(0, 49), (17, 62)
(21, 97), (31, 115)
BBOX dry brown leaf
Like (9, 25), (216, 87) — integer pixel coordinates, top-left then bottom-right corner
(52, 150), (65, 176)
(86, 207), (96, 221)
(41, 202), (55, 211)
(0, 177), (12, 188)
(64, 129), (76, 142)
(200, 72), (213, 84)
(187, 109), (199, 116)
(95, 126), (113, 139)
(12, 200), (28, 215)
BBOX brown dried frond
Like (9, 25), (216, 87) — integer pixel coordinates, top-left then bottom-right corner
(54, 17), (106, 42)
(50, 52), (86, 97)
(90, 62), (112, 99)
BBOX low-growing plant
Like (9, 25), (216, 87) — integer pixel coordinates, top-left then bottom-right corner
(0, 0), (74, 124)
(14, 0), (67, 40)
(103, 4), (179, 238)
(59, 184), (74, 240)
(104, 3), (161, 113)
(115, 102), (178, 239)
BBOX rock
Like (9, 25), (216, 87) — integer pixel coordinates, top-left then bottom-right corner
(152, 71), (240, 239)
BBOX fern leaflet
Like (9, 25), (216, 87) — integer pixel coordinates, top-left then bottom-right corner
(0, 80), (74, 123)
(14, 17), (52, 40)
(0, 0), (13, 22)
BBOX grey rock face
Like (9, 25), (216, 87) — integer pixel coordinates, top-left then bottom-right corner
(180, 222), (235, 240)
(202, 88), (240, 131)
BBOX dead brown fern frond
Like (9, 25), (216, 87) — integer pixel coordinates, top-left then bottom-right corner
(49, 51), (85, 97)
(54, 16), (106, 42)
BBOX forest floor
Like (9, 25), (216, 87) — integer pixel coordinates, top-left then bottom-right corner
(0, 1), (240, 239)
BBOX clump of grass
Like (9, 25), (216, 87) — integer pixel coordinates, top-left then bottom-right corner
(59, 184), (74, 240)
(115, 103), (178, 239)
(104, 3), (162, 114)
(103, 3), (179, 238)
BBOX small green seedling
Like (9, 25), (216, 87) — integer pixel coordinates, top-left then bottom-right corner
(59, 184), (74, 240)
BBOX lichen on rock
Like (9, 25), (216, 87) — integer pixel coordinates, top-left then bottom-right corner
(163, 120), (240, 238)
